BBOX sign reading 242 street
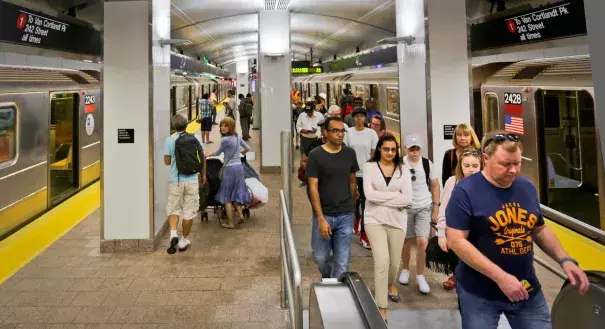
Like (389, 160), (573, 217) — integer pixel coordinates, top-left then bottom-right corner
(0, 0), (101, 56)
(471, 1), (587, 52)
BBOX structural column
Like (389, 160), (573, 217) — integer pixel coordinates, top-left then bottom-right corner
(258, 10), (291, 172)
(236, 59), (249, 99)
(396, 0), (471, 184)
(102, 0), (171, 252)
(584, 0), (605, 226)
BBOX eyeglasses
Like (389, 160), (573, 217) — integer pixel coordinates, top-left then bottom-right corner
(328, 129), (347, 135)
(381, 147), (397, 153)
(483, 133), (520, 151)
(410, 168), (416, 182)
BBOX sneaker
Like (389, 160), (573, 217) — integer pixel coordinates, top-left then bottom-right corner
(360, 232), (371, 249)
(167, 236), (179, 254)
(353, 217), (360, 235)
(178, 238), (191, 252)
(398, 269), (410, 285)
(417, 275), (431, 294)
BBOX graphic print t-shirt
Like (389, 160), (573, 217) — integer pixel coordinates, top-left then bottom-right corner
(446, 173), (545, 301)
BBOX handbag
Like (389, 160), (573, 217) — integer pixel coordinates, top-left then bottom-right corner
(425, 222), (458, 275)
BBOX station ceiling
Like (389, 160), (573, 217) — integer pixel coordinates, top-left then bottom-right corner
(18, 0), (543, 66)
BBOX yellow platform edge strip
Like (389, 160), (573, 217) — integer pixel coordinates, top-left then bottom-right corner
(545, 218), (605, 272)
(0, 182), (100, 285)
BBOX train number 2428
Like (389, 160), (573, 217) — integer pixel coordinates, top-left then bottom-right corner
(504, 92), (522, 105)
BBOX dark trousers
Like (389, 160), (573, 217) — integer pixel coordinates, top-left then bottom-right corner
(211, 107), (217, 123)
(300, 136), (316, 156)
(241, 117), (250, 139)
(356, 177), (366, 233)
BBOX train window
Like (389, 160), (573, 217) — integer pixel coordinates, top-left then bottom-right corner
(0, 105), (16, 165)
(483, 93), (499, 134)
(355, 86), (364, 99)
(537, 89), (601, 230)
(386, 88), (399, 117)
(512, 65), (550, 80)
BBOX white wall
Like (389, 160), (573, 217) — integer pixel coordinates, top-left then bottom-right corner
(236, 59), (249, 98)
(427, 0), (472, 184)
(258, 10), (291, 168)
(396, 0), (428, 156)
(103, 1), (151, 239)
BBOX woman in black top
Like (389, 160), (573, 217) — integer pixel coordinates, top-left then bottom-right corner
(441, 123), (481, 184)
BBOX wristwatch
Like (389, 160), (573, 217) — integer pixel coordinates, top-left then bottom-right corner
(558, 257), (579, 267)
(431, 201), (441, 207)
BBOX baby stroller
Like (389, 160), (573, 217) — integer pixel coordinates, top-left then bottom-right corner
(199, 155), (257, 223)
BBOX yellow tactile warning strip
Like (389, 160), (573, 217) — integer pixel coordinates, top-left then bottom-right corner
(545, 218), (605, 271)
(0, 181), (100, 285)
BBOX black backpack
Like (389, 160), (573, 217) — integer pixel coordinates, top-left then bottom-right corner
(421, 157), (430, 188)
(175, 132), (204, 176)
(240, 99), (253, 118)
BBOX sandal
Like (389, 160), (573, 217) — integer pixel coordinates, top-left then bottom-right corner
(443, 275), (456, 290)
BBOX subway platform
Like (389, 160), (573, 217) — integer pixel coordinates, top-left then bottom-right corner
(0, 111), (565, 329)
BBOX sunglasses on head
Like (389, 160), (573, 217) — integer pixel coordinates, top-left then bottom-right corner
(483, 133), (520, 151)
(461, 150), (482, 157)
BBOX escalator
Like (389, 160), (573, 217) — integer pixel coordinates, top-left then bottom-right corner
(309, 272), (388, 329)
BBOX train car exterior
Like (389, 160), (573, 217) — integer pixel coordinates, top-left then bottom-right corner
(481, 56), (604, 232)
(0, 66), (101, 238)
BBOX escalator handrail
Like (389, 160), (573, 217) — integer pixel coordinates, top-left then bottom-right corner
(540, 204), (605, 244)
(339, 272), (388, 329)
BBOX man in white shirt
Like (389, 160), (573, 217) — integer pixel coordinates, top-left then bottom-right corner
(399, 134), (441, 294)
(224, 90), (237, 120)
(209, 89), (218, 125)
(343, 107), (378, 249)
(296, 99), (323, 155)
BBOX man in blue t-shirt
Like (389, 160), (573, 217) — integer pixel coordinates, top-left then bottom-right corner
(446, 130), (589, 329)
(164, 114), (206, 255)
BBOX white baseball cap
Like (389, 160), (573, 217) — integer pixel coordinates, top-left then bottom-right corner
(405, 134), (423, 149)
(319, 93), (327, 101)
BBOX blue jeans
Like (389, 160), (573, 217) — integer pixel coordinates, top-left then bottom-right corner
(311, 213), (354, 278)
(458, 285), (552, 329)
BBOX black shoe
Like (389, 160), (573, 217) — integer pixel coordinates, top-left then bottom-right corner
(167, 236), (178, 254)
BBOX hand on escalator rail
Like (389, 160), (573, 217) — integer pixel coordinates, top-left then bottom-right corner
(562, 262), (590, 295)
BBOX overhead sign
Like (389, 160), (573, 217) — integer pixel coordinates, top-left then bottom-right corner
(325, 47), (397, 72)
(0, 0), (101, 56)
(291, 67), (323, 75)
(291, 61), (311, 69)
(471, 1), (587, 52)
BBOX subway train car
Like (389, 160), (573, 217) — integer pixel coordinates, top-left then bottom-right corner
(294, 55), (604, 235)
(293, 66), (401, 140)
(169, 75), (218, 133)
(0, 65), (101, 239)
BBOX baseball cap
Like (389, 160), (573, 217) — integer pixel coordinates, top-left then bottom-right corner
(405, 134), (423, 148)
(353, 97), (363, 103)
(352, 107), (367, 117)
(319, 93), (327, 101)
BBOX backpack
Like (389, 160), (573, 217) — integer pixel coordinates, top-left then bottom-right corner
(175, 132), (204, 176)
(240, 99), (253, 118)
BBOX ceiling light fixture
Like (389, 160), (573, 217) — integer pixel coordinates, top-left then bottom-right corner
(376, 36), (416, 45)
(159, 38), (193, 47)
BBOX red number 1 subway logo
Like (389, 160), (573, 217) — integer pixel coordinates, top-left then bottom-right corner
(16, 13), (27, 30)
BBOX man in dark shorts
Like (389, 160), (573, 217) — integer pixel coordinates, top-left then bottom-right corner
(306, 117), (359, 279)
(198, 93), (213, 144)
(446, 130), (589, 329)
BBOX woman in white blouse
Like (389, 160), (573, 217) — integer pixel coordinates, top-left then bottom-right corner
(437, 147), (483, 290)
(362, 134), (413, 323)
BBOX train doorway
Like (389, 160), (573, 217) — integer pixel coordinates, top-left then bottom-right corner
(536, 89), (602, 230)
(49, 92), (79, 205)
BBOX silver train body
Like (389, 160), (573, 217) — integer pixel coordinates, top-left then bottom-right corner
(0, 66), (102, 238)
(0, 68), (226, 239)
(293, 55), (605, 233)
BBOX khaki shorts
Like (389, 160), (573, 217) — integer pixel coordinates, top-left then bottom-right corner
(166, 181), (199, 219)
(405, 206), (431, 238)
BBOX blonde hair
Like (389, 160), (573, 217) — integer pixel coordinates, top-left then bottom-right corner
(481, 130), (523, 157)
(453, 123), (481, 149)
(219, 117), (237, 136)
(455, 148), (483, 181)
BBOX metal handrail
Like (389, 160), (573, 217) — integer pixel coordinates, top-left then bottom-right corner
(279, 130), (302, 329)
(541, 204), (605, 244)
(280, 190), (303, 329)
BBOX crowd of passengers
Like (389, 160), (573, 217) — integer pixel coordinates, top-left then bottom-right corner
(293, 94), (590, 328)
